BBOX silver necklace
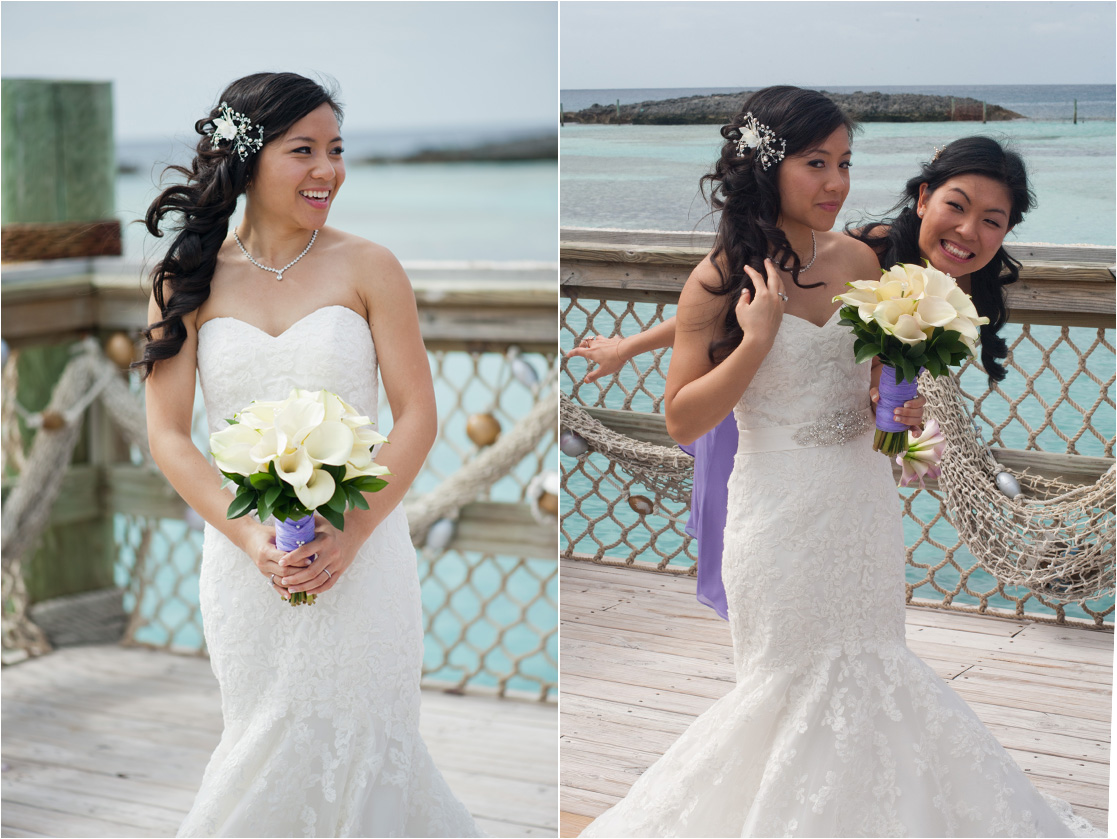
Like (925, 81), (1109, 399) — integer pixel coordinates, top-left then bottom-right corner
(234, 229), (318, 281)
(796, 230), (818, 274)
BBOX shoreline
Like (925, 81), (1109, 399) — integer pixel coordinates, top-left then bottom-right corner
(563, 90), (1025, 125)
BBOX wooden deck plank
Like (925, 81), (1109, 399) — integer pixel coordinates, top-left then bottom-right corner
(2, 646), (556, 838)
(559, 559), (1111, 836)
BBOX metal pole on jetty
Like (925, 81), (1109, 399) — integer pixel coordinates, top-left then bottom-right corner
(1074, 98), (1078, 124)
(982, 100), (987, 123)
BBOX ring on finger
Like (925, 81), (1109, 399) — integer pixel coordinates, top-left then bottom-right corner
(777, 292), (789, 302)
(269, 573), (276, 586)
(324, 569), (332, 579)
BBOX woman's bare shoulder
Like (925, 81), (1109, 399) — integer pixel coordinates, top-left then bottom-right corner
(824, 230), (882, 276)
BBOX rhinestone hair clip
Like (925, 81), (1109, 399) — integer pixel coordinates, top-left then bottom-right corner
(735, 112), (786, 170)
(210, 101), (265, 161)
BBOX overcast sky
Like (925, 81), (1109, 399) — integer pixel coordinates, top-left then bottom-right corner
(1, 1), (557, 140)
(561, 1), (1116, 89)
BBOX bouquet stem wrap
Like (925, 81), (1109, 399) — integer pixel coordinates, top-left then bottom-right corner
(275, 514), (316, 605)
(875, 365), (921, 455)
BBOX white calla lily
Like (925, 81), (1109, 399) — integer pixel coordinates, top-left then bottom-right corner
(275, 447), (314, 488)
(891, 314), (929, 345)
(211, 422), (264, 476)
(344, 460), (391, 482)
(303, 420), (356, 466)
(273, 396), (325, 452)
(913, 296), (958, 328)
(921, 266), (956, 299)
(945, 287), (982, 321)
(237, 400), (284, 430)
(249, 427), (283, 466)
(294, 468), (336, 509)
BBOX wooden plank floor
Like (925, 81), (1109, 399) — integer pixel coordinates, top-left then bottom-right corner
(560, 559), (1112, 838)
(1, 645), (557, 838)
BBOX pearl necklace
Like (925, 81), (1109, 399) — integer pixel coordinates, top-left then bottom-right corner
(796, 230), (818, 274)
(234, 229), (318, 281)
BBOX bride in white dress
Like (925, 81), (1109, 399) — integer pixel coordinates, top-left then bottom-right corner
(139, 73), (482, 837)
(580, 86), (1100, 838)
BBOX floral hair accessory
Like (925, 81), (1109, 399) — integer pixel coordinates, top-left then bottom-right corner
(735, 112), (786, 170)
(211, 101), (265, 161)
(931, 144), (945, 162)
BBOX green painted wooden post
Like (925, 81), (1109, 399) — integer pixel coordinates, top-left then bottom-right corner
(2, 79), (119, 606)
(2, 79), (114, 224)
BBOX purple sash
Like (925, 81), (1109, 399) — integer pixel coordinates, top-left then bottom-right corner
(679, 413), (737, 620)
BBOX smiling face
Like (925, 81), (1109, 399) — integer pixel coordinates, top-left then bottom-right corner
(247, 102), (345, 230)
(775, 125), (851, 233)
(916, 174), (1013, 279)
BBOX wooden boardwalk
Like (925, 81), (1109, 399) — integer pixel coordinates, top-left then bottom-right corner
(560, 559), (1112, 838)
(2, 645), (557, 838)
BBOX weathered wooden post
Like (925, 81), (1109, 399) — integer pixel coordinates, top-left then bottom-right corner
(1, 79), (121, 626)
(1, 79), (121, 261)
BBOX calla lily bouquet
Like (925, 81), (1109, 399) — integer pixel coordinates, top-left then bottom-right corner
(210, 388), (390, 604)
(834, 262), (989, 455)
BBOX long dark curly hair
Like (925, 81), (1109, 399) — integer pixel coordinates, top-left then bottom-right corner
(848, 136), (1035, 382)
(699, 86), (856, 363)
(135, 72), (343, 379)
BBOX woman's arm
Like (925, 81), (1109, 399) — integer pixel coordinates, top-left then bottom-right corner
(278, 245), (437, 597)
(143, 293), (296, 592)
(567, 318), (678, 383)
(664, 258), (785, 446)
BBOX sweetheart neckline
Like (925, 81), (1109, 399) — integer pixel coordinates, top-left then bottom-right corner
(197, 305), (367, 340)
(782, 306), (842, 330)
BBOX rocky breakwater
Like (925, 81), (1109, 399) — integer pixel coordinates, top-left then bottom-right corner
(565, 90), (1024, 125)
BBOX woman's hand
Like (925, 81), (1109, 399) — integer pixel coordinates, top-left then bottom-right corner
(567, 336), (626, 383)
(736, 259), (785, 347)
(240, 521), (314, 599)
(871, 388), (926, 434)
(272, 514), (369, 598)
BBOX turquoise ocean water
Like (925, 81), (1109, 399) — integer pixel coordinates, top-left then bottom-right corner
(561, 90), (1115, 622)
(114, 157), (560, 693)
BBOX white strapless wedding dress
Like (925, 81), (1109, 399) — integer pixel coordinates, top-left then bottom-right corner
(581, 311), (1101, 838)
(179, 305), (482, 838)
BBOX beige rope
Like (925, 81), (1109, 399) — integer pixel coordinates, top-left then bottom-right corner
(923, 373), (1115, 603)
(406, 375), (558, 540)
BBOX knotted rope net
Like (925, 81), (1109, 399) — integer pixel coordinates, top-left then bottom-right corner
(560, 391), (693, 504)
(922, 372), (1115, 603)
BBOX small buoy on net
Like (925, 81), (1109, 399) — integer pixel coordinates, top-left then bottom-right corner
(560, 429), (589, 457)
(528, 470), (561, 521)
(184, 507), (206, 531)
(628, 494), (655, 516)
(1, 339), (9, 368)
(511, 357), (539, 388)
(40, 410), (66, 430)
(539, 491), (559, 516)
(105, 332), (136, 369)
(995, 471), (1022, 499)
(425, 517), (456, 552)
(466, 413), (501, 447)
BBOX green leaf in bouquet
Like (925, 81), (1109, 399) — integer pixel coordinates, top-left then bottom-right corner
(227, 490), (256, 520)
(225, 418), (238, 425)
(324, 463), (346, 482)
(326, 485), (348, 513)
(900, 356), (918, 383)
(348, 486), (370, 510)
(319, 504), (345, 531)
(353, 476), (389, 493)
(249, 471), (276, 490)
(854, 342), (880, 365)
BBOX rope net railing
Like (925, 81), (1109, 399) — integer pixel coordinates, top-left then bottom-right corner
(560, 294), (1115, 628)
(3, 340), (558, 699)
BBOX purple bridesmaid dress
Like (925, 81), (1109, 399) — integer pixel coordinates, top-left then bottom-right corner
(678, 412), (737, 620)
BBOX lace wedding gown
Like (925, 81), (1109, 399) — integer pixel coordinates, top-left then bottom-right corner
(180, 305), (482, 838)
(581, 310), (1100, 838)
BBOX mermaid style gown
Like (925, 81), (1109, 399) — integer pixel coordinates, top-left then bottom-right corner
(179, 306), (482, 838)
(581, 310), (1099, 838)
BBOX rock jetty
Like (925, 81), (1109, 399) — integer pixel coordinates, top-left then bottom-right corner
(564, 91), (1024, 125)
